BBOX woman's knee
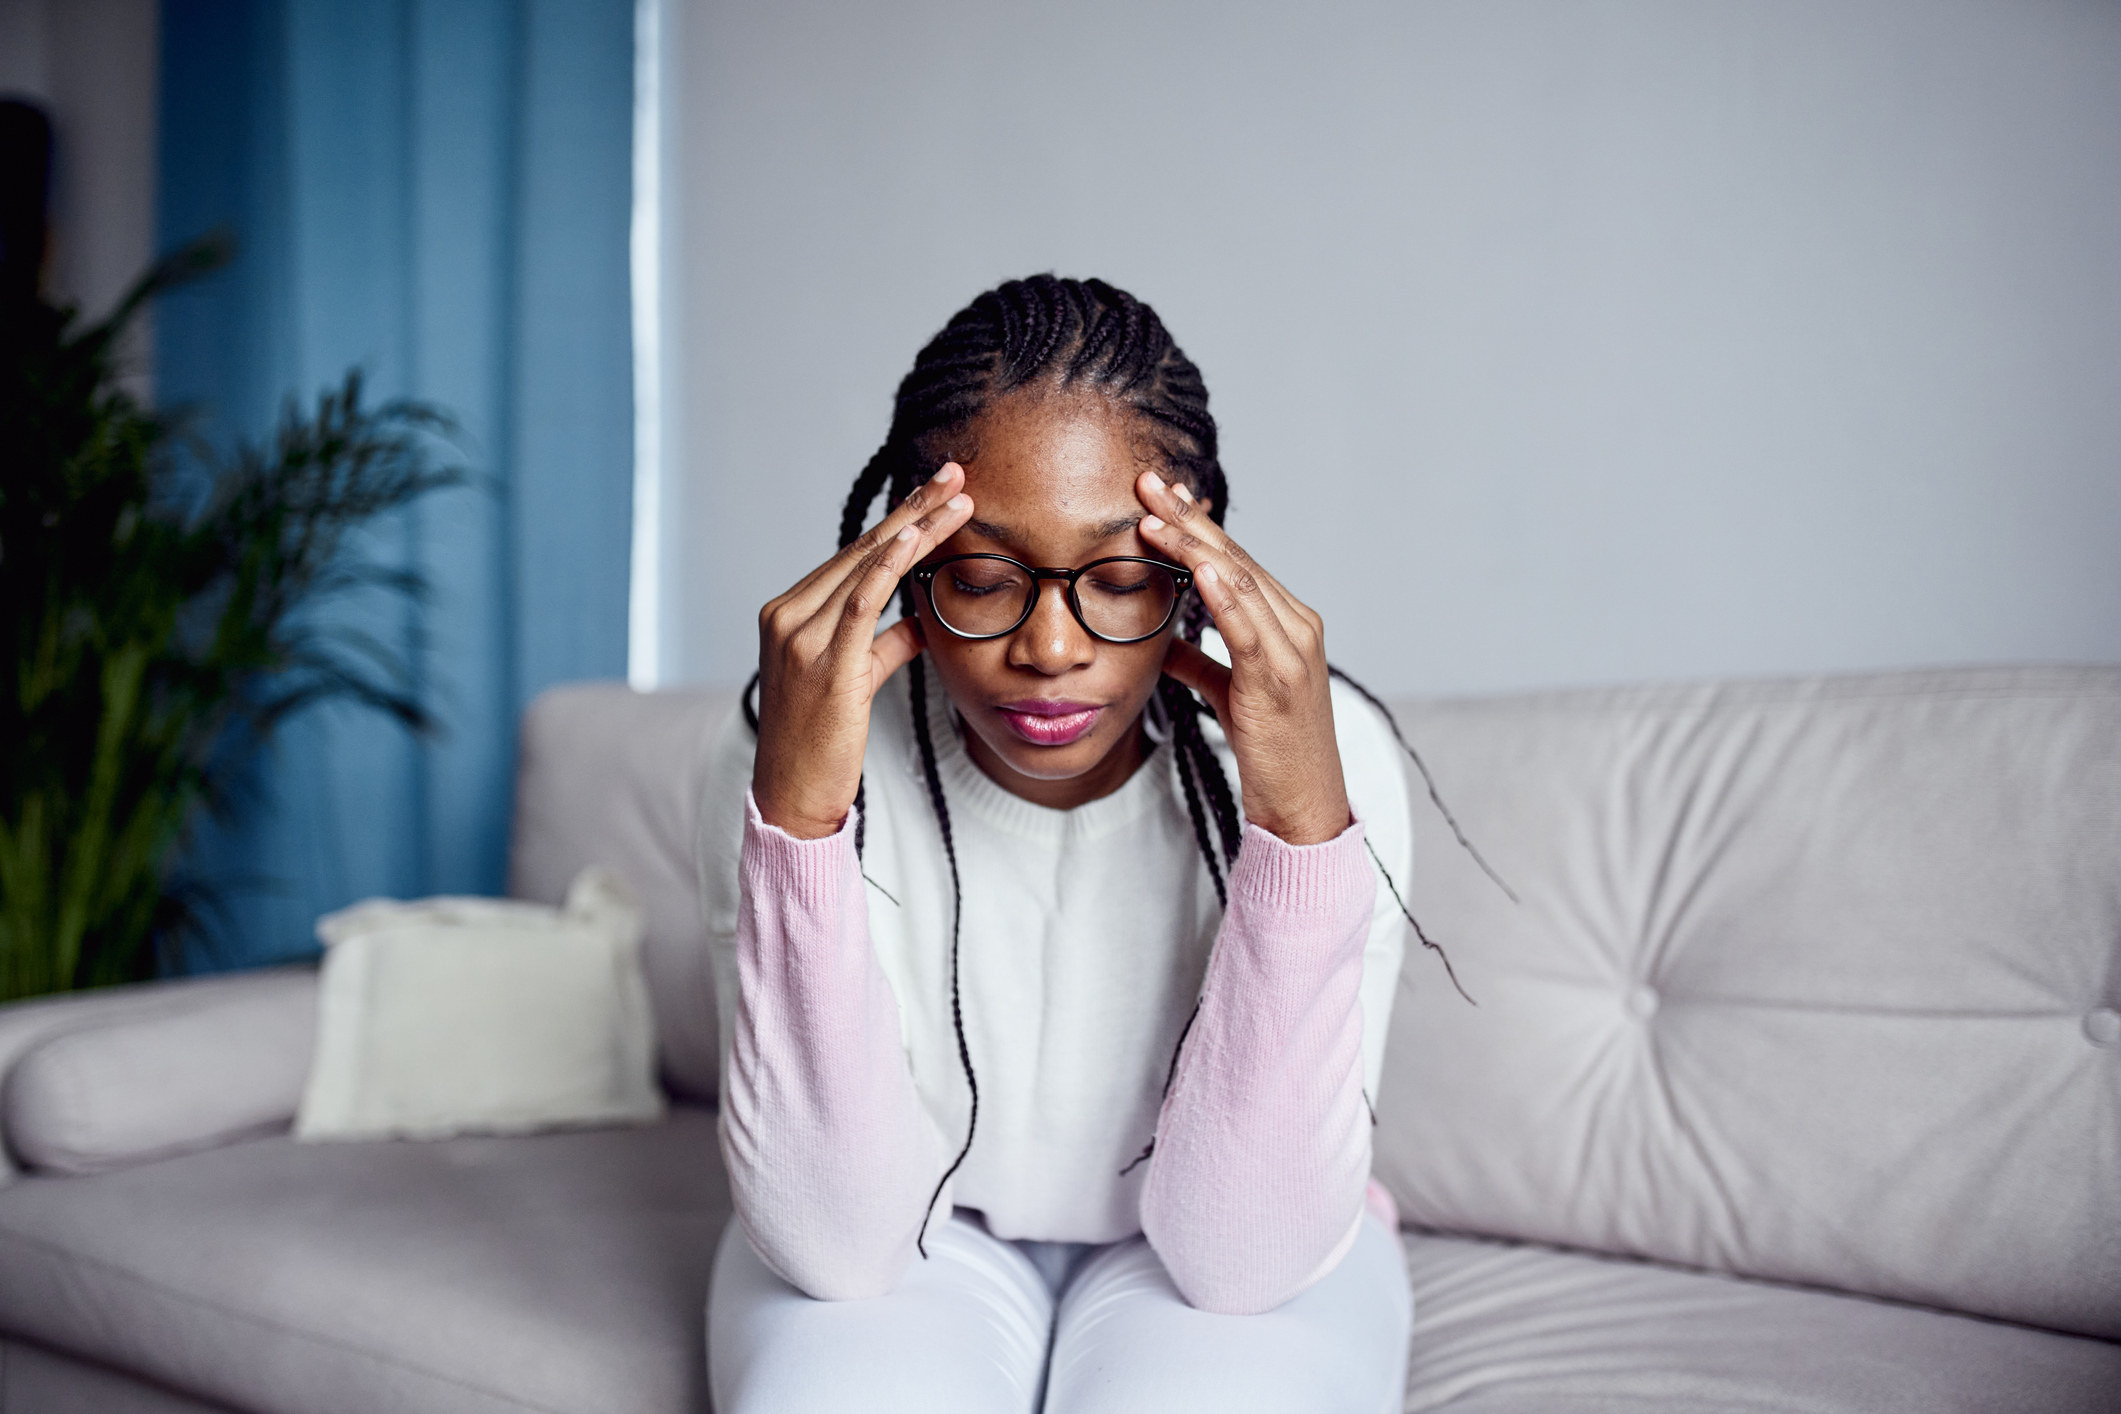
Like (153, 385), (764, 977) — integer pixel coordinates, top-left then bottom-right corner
(1044, 1219), (1411, 1414)
(708, 1214), (1055, 1414)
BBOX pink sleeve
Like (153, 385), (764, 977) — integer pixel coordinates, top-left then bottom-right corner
(719, 791), (949, 1300)
(1138, 818), (1379, 1314)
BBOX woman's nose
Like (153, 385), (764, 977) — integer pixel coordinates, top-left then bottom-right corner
(1008, 581), (1095, 675)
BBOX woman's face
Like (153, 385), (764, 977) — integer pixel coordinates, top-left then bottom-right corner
(912, 389), (1196, 810)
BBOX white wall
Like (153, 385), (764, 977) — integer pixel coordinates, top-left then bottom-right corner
(654, 0), (2121, 695)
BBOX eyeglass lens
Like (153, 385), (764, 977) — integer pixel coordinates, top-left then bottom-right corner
(929, 558), (1181, 642)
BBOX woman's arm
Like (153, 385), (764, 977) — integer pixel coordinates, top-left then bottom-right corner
(718, 462), (975, 1297)
(720, 792), (951, 1300)
(1137, 819), (1378, 1314)
(1129, 470), (1387, 1312)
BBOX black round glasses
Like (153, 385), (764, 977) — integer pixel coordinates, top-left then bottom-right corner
(910, 554), (1194, 644)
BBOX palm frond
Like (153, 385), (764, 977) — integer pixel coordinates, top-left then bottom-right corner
(0, 247), (462, 1001)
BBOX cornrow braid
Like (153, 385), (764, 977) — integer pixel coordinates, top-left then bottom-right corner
(838, 445), (899, 559)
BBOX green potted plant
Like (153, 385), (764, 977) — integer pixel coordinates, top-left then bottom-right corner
(0, 239), (460, 1002)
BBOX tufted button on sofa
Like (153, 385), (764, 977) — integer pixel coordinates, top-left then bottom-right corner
(0, 666), (2116, 1412)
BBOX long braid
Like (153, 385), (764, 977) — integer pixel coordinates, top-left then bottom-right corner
(1328, 666), (1518, 905)
(1188, 724), (1244, 867)
(1159, 678), (1227, 909)
(1163, 599), (1244, 873)
(905, 657), (976, 1256)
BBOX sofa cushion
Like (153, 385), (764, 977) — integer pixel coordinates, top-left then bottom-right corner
(1400, 1231), (2121, 1413)
(1373, 667), (2121, 1340)
(1, 968), (316, 1178)
(298, 872), (663, 1142)
(0, 1106), (728, 1414)
(511, 684), (738, 1102)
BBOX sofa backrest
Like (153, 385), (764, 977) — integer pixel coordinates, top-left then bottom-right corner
(1370, 665), (2121, 1341)
(508, 667), (2121, 1339)
(510, 683), (737, 1101)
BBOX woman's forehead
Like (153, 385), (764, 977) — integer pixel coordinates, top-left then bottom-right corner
(955, 392), (1155, 552)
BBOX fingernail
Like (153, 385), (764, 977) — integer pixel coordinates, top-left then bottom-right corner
(896, 525), (916, 541)
(1173, 483), (1194, 503)
(948, 494), (971, 510)
(1143, 515), (1165, 532)
(1198, 562), (1219, 586)
(1144, 472), (1165, 492)
(932, 466), (952, 482)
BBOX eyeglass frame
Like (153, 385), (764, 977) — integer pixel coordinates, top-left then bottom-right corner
(908, 553), (1195, 645)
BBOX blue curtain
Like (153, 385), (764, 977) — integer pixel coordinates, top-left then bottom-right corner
(156, 0), (635, 969)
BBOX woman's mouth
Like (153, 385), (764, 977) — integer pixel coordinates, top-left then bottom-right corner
(996, 700), (1103, 747)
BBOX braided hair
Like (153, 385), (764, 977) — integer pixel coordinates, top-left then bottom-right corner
(743, 275), (1496, 1254)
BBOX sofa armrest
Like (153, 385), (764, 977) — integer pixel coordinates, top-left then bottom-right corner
(0, 967), (317, 1181)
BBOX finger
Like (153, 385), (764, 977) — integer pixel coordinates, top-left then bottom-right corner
(827, 523), (925, 647)
(1135, 471), (1311, 640)
(906, 484), (976, 560)
(820, 489), (972, 632)
(786, 463), (967, 610)
(1170, 487), (1313, 633)
(1137, 504), (1300, 669)
(866, 461), (967, 554)
(1182, 555), (1287, 669)
(1161, 638), (1232, 722)
(1174, 478), (1320, 631)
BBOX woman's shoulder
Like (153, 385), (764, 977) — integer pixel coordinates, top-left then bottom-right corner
(701, 689), (758, 808)
(1326, 674), (1411, 841)
(697, 689), (758, 926)
(1327, 673), (1402, 775)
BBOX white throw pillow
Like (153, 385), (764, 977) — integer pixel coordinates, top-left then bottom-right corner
(296, 868), (665, 1141)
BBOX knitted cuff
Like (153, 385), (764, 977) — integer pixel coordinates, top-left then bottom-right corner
(1226, 817), (1374, 920)
(742, 789), (859, 905)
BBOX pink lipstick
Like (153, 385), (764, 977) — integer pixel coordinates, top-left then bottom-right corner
(997, 699), (1103, 747)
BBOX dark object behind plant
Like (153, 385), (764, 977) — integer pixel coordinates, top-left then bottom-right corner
(0, 100), (53, 303)
(0, 241), (460, 1001)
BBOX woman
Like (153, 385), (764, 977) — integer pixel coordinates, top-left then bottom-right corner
(699, 275), (1423, 1412)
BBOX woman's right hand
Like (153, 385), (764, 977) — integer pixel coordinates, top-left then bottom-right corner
(751, 463), (974, 839)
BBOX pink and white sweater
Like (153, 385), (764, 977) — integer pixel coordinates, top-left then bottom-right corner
(695, 674), (1413, 1315)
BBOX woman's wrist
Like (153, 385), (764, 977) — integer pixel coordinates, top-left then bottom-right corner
(1247, 798), (1354, 847)
(745, 785), (854, 848)
(750, 767), (852, 841)
(1241, 759), (1352, 846)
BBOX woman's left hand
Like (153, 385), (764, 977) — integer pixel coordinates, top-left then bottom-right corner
(1135, 470), (1351, 847)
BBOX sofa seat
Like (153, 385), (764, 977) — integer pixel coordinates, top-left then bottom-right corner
(1400, 1231), (2121, 1413)
(0, 1106), (729, 1414)
(4, 1082), (2118, 1414)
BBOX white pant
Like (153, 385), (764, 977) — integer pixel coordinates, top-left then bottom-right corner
(708, 1209), (1412, 1413)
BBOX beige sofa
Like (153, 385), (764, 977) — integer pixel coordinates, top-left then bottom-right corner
(0, 666), (2115, 1412)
